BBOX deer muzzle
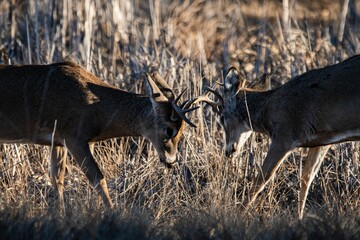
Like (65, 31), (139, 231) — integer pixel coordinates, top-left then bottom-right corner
(225, 131), (252, 158)
(160, 152), (177, 168)
(225, 142), (237, 158)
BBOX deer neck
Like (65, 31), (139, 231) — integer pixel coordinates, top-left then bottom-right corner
(91, 87), (155, 141)
(239, 89), (277, 134)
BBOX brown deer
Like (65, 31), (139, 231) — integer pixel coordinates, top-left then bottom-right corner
(0, 61), (198, 209)
(196, 55), (360, 219)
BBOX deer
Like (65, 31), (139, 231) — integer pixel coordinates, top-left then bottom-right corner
(195, 54), (360, 219)
(0, 61), (198, 209)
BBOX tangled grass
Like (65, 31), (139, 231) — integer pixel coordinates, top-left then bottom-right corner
(0, 0), (359, 239)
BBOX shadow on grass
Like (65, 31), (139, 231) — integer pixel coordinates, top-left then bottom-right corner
(0, 205), (359, 240)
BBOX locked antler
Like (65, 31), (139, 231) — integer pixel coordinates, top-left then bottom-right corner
(171, 87), (199, 128)
(148, 71), (199, 127)
(189, 87), (223, 114)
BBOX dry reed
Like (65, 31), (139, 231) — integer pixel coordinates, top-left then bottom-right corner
(0, 0), (359, 239)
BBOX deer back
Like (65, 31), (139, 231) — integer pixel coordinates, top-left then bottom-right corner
(0, 62), (197, 166)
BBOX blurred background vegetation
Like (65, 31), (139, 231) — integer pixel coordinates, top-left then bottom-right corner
(0, 0), (359, 239)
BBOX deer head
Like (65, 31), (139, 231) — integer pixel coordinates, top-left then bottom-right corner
(145, 72), (198, 167)
(193, 55), (360, 219)
(194, 67), (252, 157)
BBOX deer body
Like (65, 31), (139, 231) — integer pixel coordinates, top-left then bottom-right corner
(0, 62), (147, 144)
(200, 55), (360, 219)
(239, 59), (360, 148)
(0, 62), (196, 209)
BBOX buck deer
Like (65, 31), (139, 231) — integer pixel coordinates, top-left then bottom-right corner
(196, 55), (360, 219)
(0, 61), (197, 209)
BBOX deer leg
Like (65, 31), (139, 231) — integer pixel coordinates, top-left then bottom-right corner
(49, 146), (67, 211)
(298, 145), (330, 219)
(66, 141), (114, 208)
(245, 143), (291, 208)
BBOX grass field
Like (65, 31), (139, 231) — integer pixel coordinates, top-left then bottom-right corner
(0, 0), (360, 239)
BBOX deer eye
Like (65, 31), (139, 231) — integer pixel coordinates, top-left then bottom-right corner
(164, 127), (175, 139)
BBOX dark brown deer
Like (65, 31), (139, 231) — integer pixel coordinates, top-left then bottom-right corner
(196, 55), (360, 219)
(0, 61), (197, 209)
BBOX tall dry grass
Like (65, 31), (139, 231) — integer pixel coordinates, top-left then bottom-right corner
(0, 0), (360, 238)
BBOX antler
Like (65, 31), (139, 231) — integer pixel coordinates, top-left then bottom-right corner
(172, 102), (199, 128)
(188, 87), (223, 114)
(171, 87), (199, 128)
(206, 87), (224, 105)
(174, 87), (187, 105)
(147, 72), (199, 127)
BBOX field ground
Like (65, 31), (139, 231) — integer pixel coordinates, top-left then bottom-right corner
(0, 0), (360, 239)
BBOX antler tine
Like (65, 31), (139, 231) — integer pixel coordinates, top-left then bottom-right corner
(176, 85), (224, 115)
(170, 86), (223, 127)
(179, 100), (189, 109)
(174, 87), (188, 104)
(192, 94), (222, 114)
(182, 97), (199, 110)
(205, 86), (224, 104)
(216, 81), (225, 87)
(181, 105), (200, 114)
(171, 102), (199, 128)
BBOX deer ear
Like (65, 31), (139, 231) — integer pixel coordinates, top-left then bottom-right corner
(146, 73), (168, 106)
(150, 72), (175, 101)
(224, 67), (245, 93)
(248, 73), (271, 90)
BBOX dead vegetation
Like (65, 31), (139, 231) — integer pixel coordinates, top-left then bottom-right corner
(0, 0), (359, 239)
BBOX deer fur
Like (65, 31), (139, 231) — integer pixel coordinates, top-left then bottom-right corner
(0, 61), (197, 209)
(198, 55), (360, 219)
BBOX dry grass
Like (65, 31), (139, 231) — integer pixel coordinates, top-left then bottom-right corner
(0, 0), (360, 239)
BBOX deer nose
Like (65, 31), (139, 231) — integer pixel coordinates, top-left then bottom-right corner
(160, 157), (173, 168)
(161, 153), (177, 168)
(225, 143), (237, 158)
